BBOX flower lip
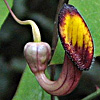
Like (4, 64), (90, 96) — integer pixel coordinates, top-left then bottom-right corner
(58, 4), (94, 70)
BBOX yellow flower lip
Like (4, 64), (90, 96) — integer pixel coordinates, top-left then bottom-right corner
(58, 4), (94, 70)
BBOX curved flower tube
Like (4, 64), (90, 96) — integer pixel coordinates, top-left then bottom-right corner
(24, 42), (82, 96)
(35, 53), (82, 96)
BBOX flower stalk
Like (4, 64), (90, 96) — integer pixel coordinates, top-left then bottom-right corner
(82, 89), (100, 100)
(4, 0), (41, 42)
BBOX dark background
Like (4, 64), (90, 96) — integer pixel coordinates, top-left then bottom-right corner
(0, 0), (100, 100)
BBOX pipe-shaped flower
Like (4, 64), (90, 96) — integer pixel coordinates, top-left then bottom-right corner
(24, 42), (82, 96)
(4, 0), (86, 96)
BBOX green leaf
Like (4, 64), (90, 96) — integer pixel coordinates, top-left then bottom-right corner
(50, 38), (65, 65)
(13, 66), (51, 100)
(50, 0), (100, 65)
(0, 0), (13, 29)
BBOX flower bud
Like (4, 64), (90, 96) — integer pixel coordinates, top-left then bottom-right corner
(24, 42), (51, 73)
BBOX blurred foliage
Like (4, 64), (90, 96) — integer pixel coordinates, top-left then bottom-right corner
(0, 0), (100, 100)
(58, 58), (100, 100)
(12, 67), (51, 100)
(50, 39), (65, 65)
(0, 0), (13, 29)
(0, 56), (22, 100)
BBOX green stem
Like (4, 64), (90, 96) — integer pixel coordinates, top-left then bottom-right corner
(82, 89), (100, 100)
(4, 0), (41, 42)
